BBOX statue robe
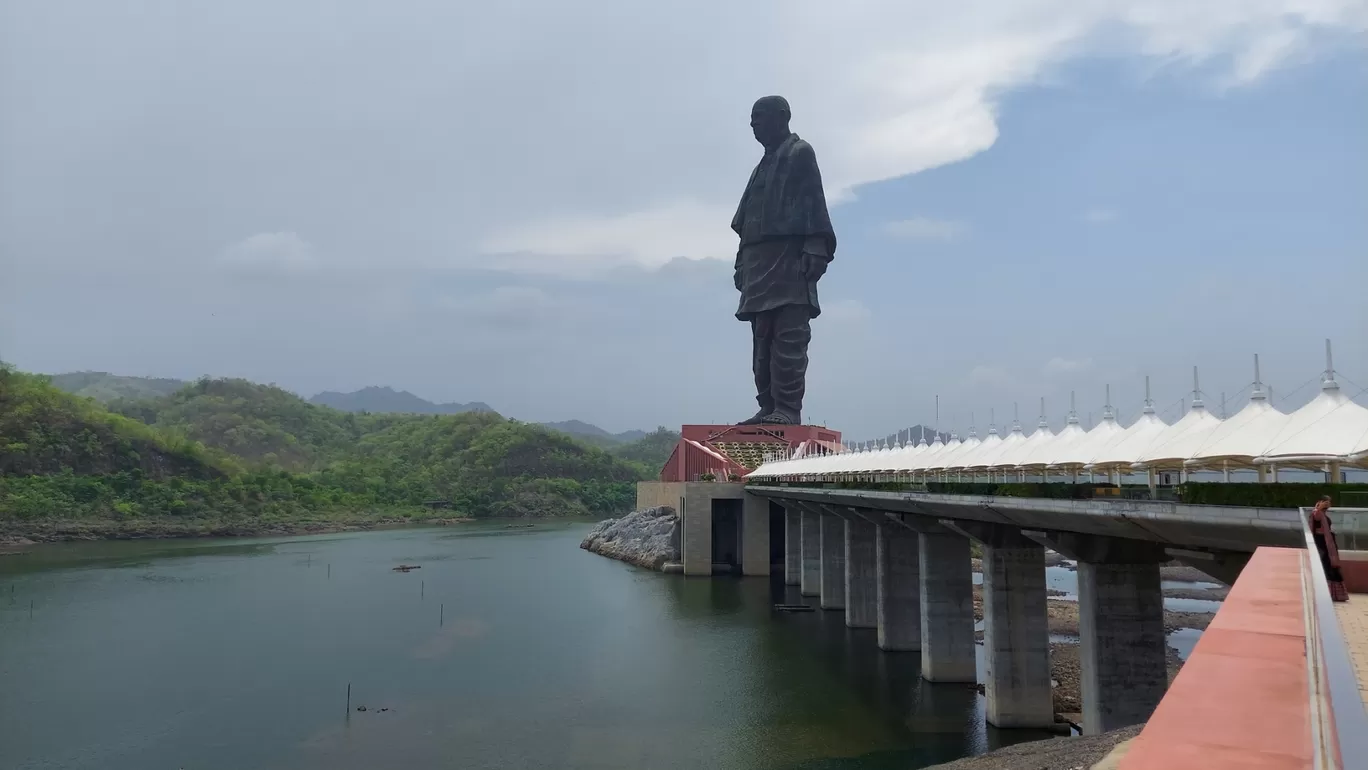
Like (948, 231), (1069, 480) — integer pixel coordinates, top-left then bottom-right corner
(731, 133), (837, 321)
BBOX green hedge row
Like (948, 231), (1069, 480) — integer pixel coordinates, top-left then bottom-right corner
(765, 480), (1368, 508)
(1178, 483), (1368, 509)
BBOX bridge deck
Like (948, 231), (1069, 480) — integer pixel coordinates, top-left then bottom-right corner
(1334, 596), (1368, 709)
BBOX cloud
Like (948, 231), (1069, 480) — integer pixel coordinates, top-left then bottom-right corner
(4, 1), (1363, 280)
(968, 365), (1013, 387)
(1083, 207), (1119, 223)
(218, 232), (318, 275)
(822, 299), (873, 324)
(883, 216), (968, 241)
(437, 286), (561, 328)
(1043, 356), (1094, 376)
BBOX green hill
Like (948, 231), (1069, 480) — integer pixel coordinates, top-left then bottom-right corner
(47, 371), (189, 402)
(1, 368), (645, 538)
(110, 377), (365, 471)
(609, 427), (680, 475)
(309, 386), (494, 415)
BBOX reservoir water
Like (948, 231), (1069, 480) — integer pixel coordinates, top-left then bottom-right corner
(1, 522), (1065, 770)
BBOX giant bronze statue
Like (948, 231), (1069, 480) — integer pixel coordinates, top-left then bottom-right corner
(732, 96), (836, 426)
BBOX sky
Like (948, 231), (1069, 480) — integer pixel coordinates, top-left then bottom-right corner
(2, 0), (1366, 439)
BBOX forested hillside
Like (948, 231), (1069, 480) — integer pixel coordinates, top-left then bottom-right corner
(1, 367), (647, 536)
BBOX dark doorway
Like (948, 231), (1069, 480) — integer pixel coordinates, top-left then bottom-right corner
(711, 499), (741, 570)
(768, 501), (786, 571)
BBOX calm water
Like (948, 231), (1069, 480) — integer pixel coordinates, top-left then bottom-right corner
(0, 522), (1063, 770)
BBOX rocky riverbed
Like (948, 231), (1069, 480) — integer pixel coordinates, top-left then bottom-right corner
(920, 724), (1143, 770)
(580, 506), (681, 570)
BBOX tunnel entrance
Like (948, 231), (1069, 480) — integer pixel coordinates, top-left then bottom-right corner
(711, 499), (741, 571)
(768, 501), (786, 571)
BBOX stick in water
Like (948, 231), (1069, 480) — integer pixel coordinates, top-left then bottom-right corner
(421, 580), (425, 599)
(346, 682), (351, 715)
(440, 603), (444, 627)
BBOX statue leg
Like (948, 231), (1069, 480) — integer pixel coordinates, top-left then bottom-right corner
(742, 313), (776, 423)
(765, 304), (810, 425)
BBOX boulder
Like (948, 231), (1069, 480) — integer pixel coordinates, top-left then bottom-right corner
(580, 506), (681, 571)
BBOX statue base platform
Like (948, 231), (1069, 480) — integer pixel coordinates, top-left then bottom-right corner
(658, 423), (842, 483)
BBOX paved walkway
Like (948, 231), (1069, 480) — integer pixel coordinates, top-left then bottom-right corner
(1334, 594), (1368, 708)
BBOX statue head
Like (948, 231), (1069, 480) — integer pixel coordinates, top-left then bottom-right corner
(750, 95), (791, 148)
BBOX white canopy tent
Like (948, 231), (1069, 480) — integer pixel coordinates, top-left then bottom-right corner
(963, 416), (1028, 475)
(1021, 394), (1087, 474)
(994, 400), (1055, 474)
(1134, 370), (1224, 472)
(1258, 375), (1368, 469)
(1047, 389), (1125, 477)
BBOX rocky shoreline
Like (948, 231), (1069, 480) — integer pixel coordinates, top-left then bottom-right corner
(580, 506), (681, 570)
(920, 724), (1143, 770)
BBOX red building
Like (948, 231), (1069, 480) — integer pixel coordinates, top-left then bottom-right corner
(658, 424), (843, 482)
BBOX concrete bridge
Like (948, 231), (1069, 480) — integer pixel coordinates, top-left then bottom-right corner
(636, 479), (1322, 736)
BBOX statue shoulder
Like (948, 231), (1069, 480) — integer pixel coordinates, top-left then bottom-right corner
(788, 137), (816, 157)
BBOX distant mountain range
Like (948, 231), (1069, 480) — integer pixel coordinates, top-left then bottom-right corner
(44, 373), (650, 447)
(47, 371), (188, 403)
(538, 420), (649, 446)
(308, 386), (495, 416)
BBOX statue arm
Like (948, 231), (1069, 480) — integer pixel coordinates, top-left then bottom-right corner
(791, 142), (836, 260)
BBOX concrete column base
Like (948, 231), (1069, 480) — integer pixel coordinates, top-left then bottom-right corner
(919, 532), (976, 682)
(784, 509), (801, 586)
(844, 517), (877, 628)
(1078, 560), (1167, 735)
(982, 543), (1054, 728)
(876, 523), (920, 651)
(800, 509), (821, 597)
(820, 513), (847, 610)
(740, 493), (770, 577)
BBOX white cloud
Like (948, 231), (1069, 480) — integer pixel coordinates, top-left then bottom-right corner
(883, 216), (968, 241)
(1043, 356), (1095, 376)
(7, 0), (1366, 281)
(471, 0), (1365, 270)
(218, 232), (319, 275)
(968, 364), (1014, 387)
(479, 201), (736, 273)
(823, 299), (873, 324)
(1084, 207), (1119, 223)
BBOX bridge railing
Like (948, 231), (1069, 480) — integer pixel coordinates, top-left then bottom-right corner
(1299, 506), (1368, 769)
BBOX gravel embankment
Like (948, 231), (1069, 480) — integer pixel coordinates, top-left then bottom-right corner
(917, 724), (1144, 770)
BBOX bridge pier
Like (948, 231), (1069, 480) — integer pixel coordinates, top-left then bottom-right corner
(800, 508), (821, 597)
(1035, 532), (1168, 735)
(946, 521), (1053, 729)
(876, 522), (921, 651)
(843, 516), (878, 628)
(820, 512), (847, 610)
(915, 525), (976, 682)
(741, 493), (770, 576)
(784, 507), (801, 586)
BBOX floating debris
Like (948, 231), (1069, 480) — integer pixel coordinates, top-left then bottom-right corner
(392, 565), (422, 572)
(773, 604), (815, 613)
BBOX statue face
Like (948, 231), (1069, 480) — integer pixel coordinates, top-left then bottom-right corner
(750, 105), (788, 147)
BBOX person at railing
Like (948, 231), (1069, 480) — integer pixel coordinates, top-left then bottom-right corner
(1310, 495), (1349, 602)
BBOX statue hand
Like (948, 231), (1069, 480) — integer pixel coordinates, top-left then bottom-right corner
(800, 252), (828, 281)
(734, 266), (744, 291)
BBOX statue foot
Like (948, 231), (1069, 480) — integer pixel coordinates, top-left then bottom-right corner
(738, 410), (770, 425)
(760, 411), (797, 425)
